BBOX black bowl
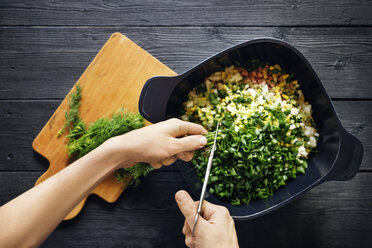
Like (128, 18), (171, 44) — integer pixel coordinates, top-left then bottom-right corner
(138, 38), (363, 220)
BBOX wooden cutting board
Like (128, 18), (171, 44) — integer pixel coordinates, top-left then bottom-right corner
(32, 32), (177, 220)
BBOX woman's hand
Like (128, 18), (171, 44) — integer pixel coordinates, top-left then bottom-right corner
(175, 190), (239, 248)
(0, 118), (207, 247)
(106, 118), (208, 169)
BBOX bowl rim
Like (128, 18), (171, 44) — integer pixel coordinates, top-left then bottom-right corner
(171, 38), (346, 219)
(139, 38), (362, 220)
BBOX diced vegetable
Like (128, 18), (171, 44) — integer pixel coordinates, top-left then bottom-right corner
(181, 60), (319, 205)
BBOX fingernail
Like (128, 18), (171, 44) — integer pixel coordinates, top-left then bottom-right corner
(176, 191), (187, 202)
(199, 136), (207, 146)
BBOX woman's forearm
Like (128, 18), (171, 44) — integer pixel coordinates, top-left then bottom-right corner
(0, 141), (126, 247)
(0, 119), (207, 248)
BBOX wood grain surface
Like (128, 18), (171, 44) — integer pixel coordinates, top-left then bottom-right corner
(0, 171), (371, 247)
(32, 33), (176, 219)
(1, 0), (372, 26)
(1, 27), (372, 99)
(0, 1), (371, 247)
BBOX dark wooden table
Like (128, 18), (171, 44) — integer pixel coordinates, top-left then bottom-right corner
(1, 1), (372, 247)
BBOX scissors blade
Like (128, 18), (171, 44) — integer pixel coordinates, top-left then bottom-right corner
(192, 122), (220, 236)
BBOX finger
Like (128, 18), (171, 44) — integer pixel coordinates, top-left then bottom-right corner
(182, 220), (191, 235)
(175, 190), (199, 227)
(160, 156), (177, 166)
(167, 118), (207, 137)
(176, 151), (194, 162)
(173, 135), (207, 155)
(150, 162), (163, 169)
(202, 200), (230, 222)
(185, 235), (194, 248)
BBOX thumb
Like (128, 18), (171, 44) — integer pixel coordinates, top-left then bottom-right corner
(175, 190), (199, 228)
(174, 135), (207, 154)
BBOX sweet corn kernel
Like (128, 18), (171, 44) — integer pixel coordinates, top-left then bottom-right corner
(221, 72), (226, 80)
(273, 74), (277, 82)
(282, 74), (289, 80)
(263, 70), (268, 79)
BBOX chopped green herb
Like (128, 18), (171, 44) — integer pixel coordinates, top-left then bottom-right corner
(59, 84), (153, 186)
(182, 62), (319, 205)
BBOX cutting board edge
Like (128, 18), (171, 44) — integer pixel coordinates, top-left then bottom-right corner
(63, 197), (88, 220)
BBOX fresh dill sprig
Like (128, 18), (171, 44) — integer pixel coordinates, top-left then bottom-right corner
(116, 163), (154, 187)
(59, 84), (154, 186)
(58, 84), (84, 138)
(67, 109), (145, 158)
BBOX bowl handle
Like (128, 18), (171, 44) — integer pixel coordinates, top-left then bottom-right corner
(139, 76), (180, 123)
(324, 128), (363, 181)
